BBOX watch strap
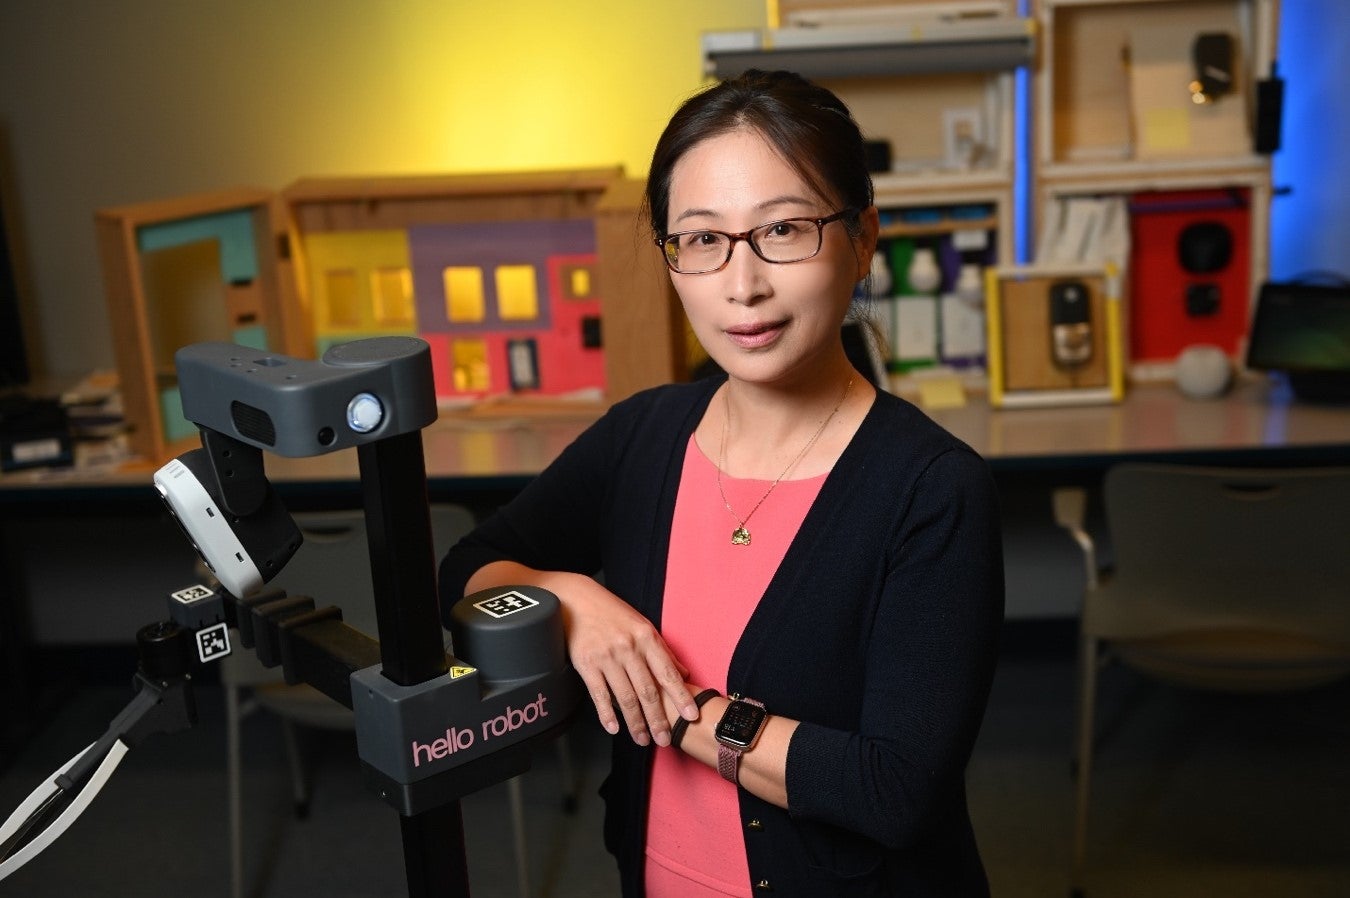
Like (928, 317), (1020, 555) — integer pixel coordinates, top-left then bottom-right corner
(715, 696), (766, 784)
(716, 741), (741, 783)
(670, 688), (719, 751)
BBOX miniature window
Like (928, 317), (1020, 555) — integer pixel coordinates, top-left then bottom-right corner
(451, 338), (490, 392)
(496, 265), (539, 321)
(444, 266), (486, 323)
(325, 269), (361, 328)
(561, 263), (597, 301)
(508, 338), (540, 390)
(372, 267), (414, 327)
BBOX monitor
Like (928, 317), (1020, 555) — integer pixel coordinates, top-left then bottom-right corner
(1245, 280), (1350, 401)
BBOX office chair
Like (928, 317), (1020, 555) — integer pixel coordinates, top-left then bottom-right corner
(1052, 464), (1350, 896)
(221, 506), (576, 898)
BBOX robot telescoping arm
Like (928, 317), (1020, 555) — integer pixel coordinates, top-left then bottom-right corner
(156, 336), (581, 811)
(3, 338), (579, 895)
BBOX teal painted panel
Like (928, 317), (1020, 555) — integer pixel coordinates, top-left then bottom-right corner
(159, 385), (196, 444)
(232, 324), (268, 350)
(136, 210), (259, 283)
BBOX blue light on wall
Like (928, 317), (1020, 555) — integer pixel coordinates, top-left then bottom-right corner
(1270, 1), (1350, 282)
(1010, 1), (1348, 277)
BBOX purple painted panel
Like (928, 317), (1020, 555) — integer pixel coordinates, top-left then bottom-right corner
(408, 219), (596, 334)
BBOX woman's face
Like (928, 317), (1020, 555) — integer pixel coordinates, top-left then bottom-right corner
(664, 127), (877, 389)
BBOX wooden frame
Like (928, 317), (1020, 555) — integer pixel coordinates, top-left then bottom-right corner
(593, 178), (687, 402)
(985, 262), (1126, 407)
(94, 188), (292, 461)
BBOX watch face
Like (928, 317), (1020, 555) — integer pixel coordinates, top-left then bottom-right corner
(715, 699), (768, 749)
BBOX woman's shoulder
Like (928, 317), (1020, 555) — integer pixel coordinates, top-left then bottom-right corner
(845, 389), (995, 501)
(862, 389), (981, 460)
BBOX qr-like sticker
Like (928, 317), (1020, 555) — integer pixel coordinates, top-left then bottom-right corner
(172, 584), (216, 605)
(196, 622), (231, 663)
(473, 590), (540, 619)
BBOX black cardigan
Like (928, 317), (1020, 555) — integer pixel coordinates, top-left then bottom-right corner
(439, 378), (1004, 897)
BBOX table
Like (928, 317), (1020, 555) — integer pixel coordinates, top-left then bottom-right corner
(2, 377), (1347, 758)
(921, 377), (1350, 471)
(3, 377), (1346, 499)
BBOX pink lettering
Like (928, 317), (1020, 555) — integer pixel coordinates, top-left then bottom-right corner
(410, 726), (476, 767)
(481, 693), (550, 742)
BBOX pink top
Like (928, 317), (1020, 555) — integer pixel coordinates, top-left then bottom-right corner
(644, 434), (827, 898)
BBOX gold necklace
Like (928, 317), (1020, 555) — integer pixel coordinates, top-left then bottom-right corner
(717, 376), (853, 546)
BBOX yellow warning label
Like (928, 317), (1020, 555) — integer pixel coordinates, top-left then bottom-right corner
(450, 666), (476, 679)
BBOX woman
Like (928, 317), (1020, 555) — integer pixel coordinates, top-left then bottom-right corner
(439, 69), (1004, 897)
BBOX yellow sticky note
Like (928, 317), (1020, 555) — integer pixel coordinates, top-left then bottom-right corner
(918, 377), (967, 410)
(1141, 107), (1192, 153)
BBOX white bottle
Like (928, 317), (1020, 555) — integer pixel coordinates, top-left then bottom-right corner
(907, 247), (942, 294)
(954, 262), (983, 303)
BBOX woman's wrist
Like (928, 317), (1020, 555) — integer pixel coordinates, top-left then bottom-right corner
(670, 687), (720, 751)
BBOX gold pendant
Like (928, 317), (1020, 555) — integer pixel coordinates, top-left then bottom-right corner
(731, 526), (751, 546)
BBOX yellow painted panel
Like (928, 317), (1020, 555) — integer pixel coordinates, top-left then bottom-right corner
(451, 338), (490, 392)
(325, 269), (361, 328)
(496, 264), (538, 321)
(371, 267), (414, 326)
(444, 267), (486, 323)
(303, 230), (409, 333)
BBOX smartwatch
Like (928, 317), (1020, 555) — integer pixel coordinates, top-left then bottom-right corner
(715, 695), (768, 784)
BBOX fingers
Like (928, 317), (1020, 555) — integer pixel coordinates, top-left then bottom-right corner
(647, 649), (698, 722)
(580, 668), (622, 737)
(561, 581), (697, 745)
(574, 636), (694, 747)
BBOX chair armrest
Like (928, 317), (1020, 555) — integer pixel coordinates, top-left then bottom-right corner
(1051, 486), (1099, 590)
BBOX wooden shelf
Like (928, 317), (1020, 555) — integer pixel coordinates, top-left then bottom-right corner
(878, 216), (998, 238)
(703, 18), (1034, 80)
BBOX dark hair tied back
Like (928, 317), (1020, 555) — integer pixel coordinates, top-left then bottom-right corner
(645, 70), (874, 240)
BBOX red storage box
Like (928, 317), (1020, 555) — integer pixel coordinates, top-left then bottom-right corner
(1128, 189), (1251, 362)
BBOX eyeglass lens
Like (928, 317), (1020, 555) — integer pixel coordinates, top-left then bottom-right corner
(665, 218), (824, 273)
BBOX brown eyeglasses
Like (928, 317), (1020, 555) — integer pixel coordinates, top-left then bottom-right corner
(657, 209), (854, 274)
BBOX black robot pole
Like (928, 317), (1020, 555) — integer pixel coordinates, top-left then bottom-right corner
(357, 429), (470, 898)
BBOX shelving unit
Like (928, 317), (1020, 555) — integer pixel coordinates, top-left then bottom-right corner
(1031, 0), (1281, 370)
(701, 1), (1031, 379)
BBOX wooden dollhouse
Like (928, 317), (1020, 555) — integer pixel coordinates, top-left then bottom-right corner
(95, 169), (649, 461)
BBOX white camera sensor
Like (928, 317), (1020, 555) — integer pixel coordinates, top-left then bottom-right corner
(154, 457), (263, 598)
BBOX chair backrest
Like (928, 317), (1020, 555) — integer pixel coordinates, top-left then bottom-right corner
(1102, 464), (1350, 642)
(270, 504), (477, 634)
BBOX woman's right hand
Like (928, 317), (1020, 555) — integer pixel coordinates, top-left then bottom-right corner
(465, 563), (698, 747)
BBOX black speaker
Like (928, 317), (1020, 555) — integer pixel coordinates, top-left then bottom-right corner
(1185, 283), (1222, 317)
(1255, 68), (1285, 154)
(1191, 33), (1235, 102)
(1177, 222), (1233, 274)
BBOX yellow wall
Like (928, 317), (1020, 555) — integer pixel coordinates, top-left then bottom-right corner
(0, 1), (766, 378)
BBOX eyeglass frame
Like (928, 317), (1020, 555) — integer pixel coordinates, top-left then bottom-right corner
(655, 208), (857, 275)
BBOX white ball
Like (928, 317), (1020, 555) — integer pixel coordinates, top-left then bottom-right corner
(1175, 344), (1233, 399)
